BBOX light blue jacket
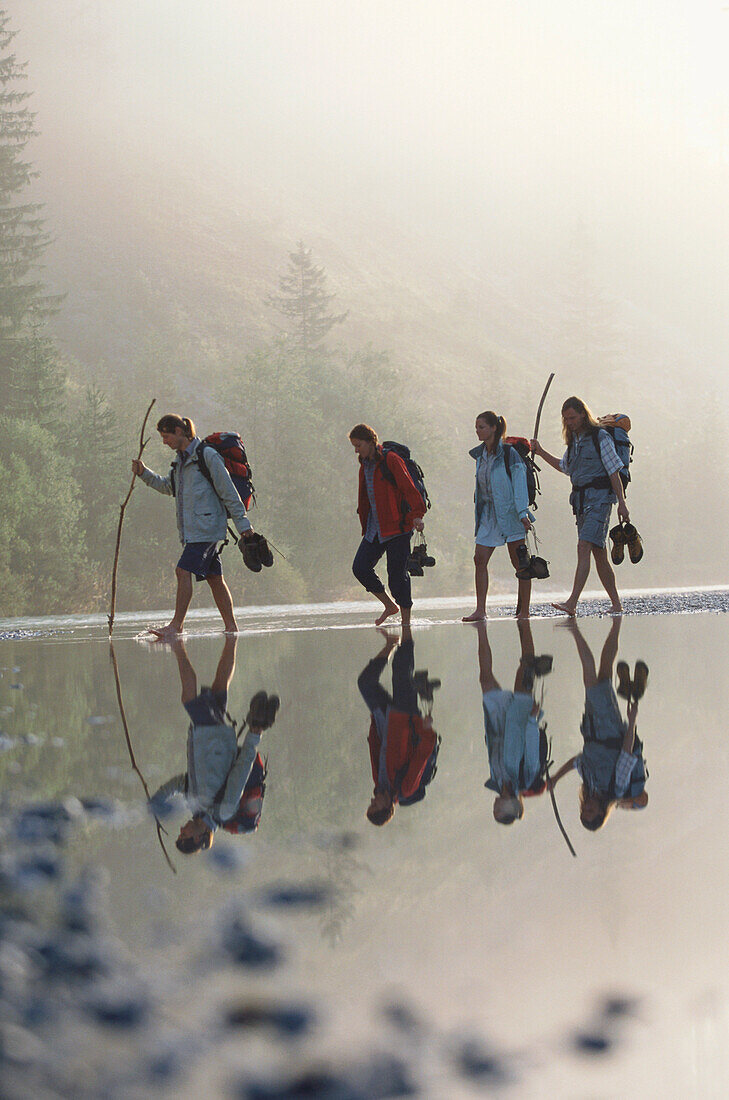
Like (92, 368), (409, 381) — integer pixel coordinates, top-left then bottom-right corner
(483, 692), (544, 794)
(141, 438), (252, 544)
(470, 441), (533, 538)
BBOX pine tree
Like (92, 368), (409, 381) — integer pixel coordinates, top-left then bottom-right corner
(267, 242), (348, 358)
(0, 9), (63, 422)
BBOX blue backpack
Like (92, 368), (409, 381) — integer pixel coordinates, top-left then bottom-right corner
(594, 414), (633, 490)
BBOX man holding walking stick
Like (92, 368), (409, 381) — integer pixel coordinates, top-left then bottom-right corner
(132, 413), (255, 638)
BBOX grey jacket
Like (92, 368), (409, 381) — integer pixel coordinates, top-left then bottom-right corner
(141, 438), (252, 544)
(151, 725), (262, 828)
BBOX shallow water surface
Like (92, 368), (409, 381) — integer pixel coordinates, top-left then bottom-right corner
(1, 592), (728, 1097)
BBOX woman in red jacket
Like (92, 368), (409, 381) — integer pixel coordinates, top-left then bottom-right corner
(349, 423), (426, 626)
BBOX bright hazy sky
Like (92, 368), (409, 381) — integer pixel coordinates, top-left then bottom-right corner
(10, 0), (729, 367)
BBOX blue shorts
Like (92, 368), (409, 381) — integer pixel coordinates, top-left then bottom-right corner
(576, 503), (612, 548)
(177, 542), (223, 581)
(184, 688), (228, 725)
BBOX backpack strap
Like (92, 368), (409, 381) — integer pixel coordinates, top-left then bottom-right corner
(503, 443), (513, 482)
(195, 443), (214, 489)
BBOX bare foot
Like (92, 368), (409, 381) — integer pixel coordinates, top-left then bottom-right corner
(551, 602), (576, 617)
(515, 612), (531, 620)
(147, 624), (183, 640)
(609, 604), (623, 616)
(375, 602), (399, 626)
(462, 611), (487, 622)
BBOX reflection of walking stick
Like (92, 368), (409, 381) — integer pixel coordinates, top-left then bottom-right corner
(532, 372), (555, 441)
(109, 642), (176, 874)
(545, 758), (577, 858)
(108, 398), (156, 636)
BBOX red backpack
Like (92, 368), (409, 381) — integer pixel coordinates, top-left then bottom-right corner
(221, 753), (267, 834)
(197, 432), (255, 509)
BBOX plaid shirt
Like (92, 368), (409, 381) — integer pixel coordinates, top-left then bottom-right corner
(560, 431), (623, 477)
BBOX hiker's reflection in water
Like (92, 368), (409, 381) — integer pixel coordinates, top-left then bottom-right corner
(476, 619), (552, 825)
(151, 635), (279, 855)
(357, 627), (440, 827)
(549, 618), (648, 830)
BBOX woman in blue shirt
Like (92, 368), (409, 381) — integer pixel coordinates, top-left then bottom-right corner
(463, 410), (533, 622)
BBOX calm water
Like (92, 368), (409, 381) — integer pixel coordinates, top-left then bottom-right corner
(1, 591), (728, 1098)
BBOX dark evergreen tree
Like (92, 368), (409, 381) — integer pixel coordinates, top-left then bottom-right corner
(267, 241), (348, 358)
(0, 10), (63, 423)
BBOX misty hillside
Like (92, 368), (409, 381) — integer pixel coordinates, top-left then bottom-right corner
(22, 145), (719, 605)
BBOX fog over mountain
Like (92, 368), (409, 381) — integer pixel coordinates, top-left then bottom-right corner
(4, 0), (729, 611)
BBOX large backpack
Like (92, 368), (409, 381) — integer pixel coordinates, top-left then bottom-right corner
(170, 431), (255, 509)
(221, 752), (267, 835)
(398, 729), (441, 807)
(595, 414), (633, 490)
(502, 436), (541, 510)
(379, 440), (431, 512)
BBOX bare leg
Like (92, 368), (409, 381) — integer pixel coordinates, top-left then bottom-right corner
(170, 637), (197, 702)
(400, 605), (412, 627)
(374, 591), (400, 626)
(476, 620), (501, 692)
(507, 540), (532, 619)
(463, 545), (495, 621)
(593, 546), (622, 613)
(552, 540), (592, 616)
(514, 618), (535, 692)
(212, 634), (238, 693)
(567, 619), (598, 688)
(597, 615), (621, 681)
(207, 574), (238, 633)
(150, 567), (193, 638)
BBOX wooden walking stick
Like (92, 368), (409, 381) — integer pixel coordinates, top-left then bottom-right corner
(545, 758), (577, 858)
(109, 641), (176, 873)
(533, 372), (555, 441)
(108, 398), (156, 636)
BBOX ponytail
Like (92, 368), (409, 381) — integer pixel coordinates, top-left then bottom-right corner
(157, 414), (195, 439)
(477, 410), (506, 452)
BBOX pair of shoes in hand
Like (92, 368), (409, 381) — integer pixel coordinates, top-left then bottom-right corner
(240, 532), (274, 572)
(246, 690), (280, 730)
(609, 522), (643, 565)
(616, 659), (649, 701)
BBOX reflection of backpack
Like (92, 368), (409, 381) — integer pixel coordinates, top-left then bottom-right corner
(221, 753), (267, 835)
(503, 436), (541, 510)
(380, 441), (431, 512)
(521, 726), (549, 797)
(595, 414), (633, 490)
(399, 731), (441, 806)
(170, 432), (255, 509)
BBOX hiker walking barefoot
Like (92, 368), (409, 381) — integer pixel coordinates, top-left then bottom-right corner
(549, 617), (648, 830)
(531, 396), (629, 617)
(349, 424), (425, 627)
(132, 413), (255, 637)
(476, 618), (549, 824)
(462, 411), (533, 623)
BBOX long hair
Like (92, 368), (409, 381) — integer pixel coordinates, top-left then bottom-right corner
(561, 397), (600, 447)
(578, 785), (614, 831)
(476, 410), (506, 453)
(349, 423), (379, 447)
(157, 414), (196, 439)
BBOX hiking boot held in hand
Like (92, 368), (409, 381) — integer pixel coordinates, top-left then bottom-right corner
(246, 691), (280, 730)
(632, 660), (649, 700)
(623, 522), (644, 564)
(616, 660), (631, 700)
(254, 534), (274, 568)
(609, 523), (627, 565)
(240, 534), (262, 572)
